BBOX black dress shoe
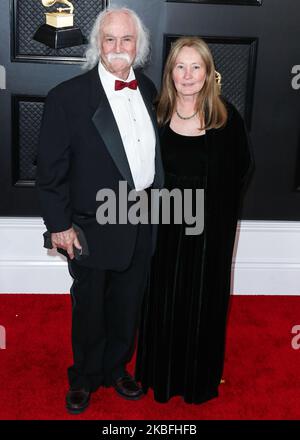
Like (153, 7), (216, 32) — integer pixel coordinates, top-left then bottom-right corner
(113, 373), (144, 400)
(66, 388), (91, 414)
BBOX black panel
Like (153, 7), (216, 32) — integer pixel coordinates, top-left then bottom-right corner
(164, 35), (258, 129)
(11, 0), (108, 63)
(11, 95), (45, 187)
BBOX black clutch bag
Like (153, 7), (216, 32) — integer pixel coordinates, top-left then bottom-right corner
(43, 223), (89, 260)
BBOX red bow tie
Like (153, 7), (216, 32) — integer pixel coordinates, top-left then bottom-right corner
(115, 79), (138, 91)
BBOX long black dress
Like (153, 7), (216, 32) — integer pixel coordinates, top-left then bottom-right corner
(136, 103), (253, 404)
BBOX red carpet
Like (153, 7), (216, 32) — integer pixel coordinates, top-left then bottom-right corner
(0, 294), (300, 420)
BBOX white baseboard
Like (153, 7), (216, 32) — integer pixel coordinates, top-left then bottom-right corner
(232, 221), (300, 295)
(1, 217), (300, 295)
(0, 217), (72, 293)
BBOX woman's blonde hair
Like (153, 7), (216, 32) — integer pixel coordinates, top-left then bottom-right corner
(157, 36), (227, 130)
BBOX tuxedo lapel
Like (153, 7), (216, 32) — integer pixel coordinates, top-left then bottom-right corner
(89, 65), (164, 191)
(135, 72), (157, 129)
(89, 66), (135, 190)
(136, 72), (164, 189)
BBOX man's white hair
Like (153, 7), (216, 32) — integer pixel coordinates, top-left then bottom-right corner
(82, 6), (150, 70)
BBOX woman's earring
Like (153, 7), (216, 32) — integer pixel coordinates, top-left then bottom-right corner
(215, 70), (222, 93)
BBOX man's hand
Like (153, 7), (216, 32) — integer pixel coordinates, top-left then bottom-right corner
(51, 227), (82, 260)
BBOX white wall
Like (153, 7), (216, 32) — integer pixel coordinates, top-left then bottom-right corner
(0, 217), (300, 295)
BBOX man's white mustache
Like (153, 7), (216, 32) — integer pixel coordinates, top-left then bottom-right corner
(107, 53), (131, 64)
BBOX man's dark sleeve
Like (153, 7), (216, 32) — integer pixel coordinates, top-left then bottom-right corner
(36, 89), (72, 233)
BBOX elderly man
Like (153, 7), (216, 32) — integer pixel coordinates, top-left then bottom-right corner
(37, 7), (163, 414)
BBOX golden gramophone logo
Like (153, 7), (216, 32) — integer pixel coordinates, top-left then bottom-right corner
(33, 1), (85, 49)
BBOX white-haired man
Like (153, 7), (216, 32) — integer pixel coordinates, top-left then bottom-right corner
(37, 7), (164, 414)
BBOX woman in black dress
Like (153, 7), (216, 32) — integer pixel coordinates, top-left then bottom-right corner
(135, 37), (253, 404)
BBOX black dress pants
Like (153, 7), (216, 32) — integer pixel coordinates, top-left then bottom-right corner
(67, 223), (152, 392)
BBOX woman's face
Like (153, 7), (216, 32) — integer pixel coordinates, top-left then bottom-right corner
(172, 46), (207, 97)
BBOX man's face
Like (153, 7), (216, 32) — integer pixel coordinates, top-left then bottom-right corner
(100, 11), (137, 79)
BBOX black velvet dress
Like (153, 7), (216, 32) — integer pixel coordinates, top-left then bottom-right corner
(136, 103), (253, 404)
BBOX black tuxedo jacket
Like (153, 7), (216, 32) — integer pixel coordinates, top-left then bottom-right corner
(37, 65), (164, 270)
